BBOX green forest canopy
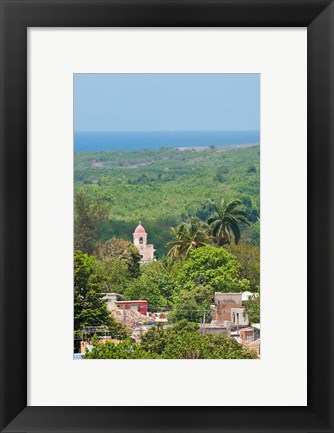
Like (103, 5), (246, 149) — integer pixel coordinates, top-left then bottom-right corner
(74, 145), (260, 256)
(74, 145), (260, 358)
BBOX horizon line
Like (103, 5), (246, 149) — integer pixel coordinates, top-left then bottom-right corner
(74, 129), (260, 133)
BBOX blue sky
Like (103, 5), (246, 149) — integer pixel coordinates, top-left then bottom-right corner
(74, 74), (260, 132)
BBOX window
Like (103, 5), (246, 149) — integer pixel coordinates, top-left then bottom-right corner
(139, 237), (143, 244)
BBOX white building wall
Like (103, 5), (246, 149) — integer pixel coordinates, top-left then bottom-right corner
(102, 293), (119, 312)
(230, 307), (249, 326)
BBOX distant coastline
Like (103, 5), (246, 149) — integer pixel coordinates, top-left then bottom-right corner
(176, 143), (259, 152)
(74, 130), (260, 152)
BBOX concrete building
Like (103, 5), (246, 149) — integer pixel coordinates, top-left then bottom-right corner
(212, 292), (249, 327)
(212, 292), (243, 323)
(201, 322), (230, 336)
(239, 327), (261, 357)
(133, 222), (155, 264)
(239, 327), (255, 342)
(231, 307), (249, 327)
(242, 291), (259, 304)
(242, 291), (253, 302)
(115, 300), (148, 316)
(102, 292), (121, 312)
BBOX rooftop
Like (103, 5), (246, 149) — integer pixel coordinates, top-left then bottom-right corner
(134, 222), (146, 234)
(115, 300), (148, 304)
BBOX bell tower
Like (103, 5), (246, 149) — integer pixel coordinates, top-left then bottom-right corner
(133, 222), (155, 263)
(133, 221), (147, 247)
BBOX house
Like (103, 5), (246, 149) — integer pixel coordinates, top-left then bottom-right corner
(239, 327), (261, 357)
(242, 291), (253, 302)
(102, 292), (121, 312)
(115, 300), (148, 316)
(212, 292), (242, 323)
(239, 327), (254, 342)
(212, 292), (249, 327)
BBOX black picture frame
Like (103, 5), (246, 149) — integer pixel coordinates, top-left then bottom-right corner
(0, 0), (333, 432)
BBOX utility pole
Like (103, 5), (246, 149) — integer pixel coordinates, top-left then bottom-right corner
(202, 311), (206, 335)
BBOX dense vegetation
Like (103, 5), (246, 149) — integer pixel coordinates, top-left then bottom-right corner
(74, 250), (128, 345)
(74, 145), (260, 256)
(74, 145), (260, 359)
(85, 321), (257, 359)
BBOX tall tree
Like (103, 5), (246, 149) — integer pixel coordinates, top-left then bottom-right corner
(123, 260), (176, 311)
(74, 250), (127, 343)
(167, 284), (213, 324)
(166, 217), (210, 260)
(92, 258), (130, 295)
(244, 295), (260, 324)
(176, 245), (251, 294)
(74, 190), (109, 254)
(224, 243), (260, 292)
(208, 198), (249, 246)
(95, 237), (141, 278)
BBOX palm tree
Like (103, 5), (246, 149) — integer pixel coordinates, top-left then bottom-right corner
(166, 218), (210, 260)
(208, 198), (250, 246)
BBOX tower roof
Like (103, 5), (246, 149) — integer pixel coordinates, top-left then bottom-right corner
(134, 222), (146, 234)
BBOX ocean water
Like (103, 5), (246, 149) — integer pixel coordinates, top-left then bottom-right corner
(74, 130), (260, 152)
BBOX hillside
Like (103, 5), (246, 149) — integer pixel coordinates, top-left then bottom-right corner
(74, 145), (260, 256)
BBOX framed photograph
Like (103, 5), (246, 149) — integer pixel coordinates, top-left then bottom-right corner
(0, 0), (333, 432)
(73, 72), (261, 361)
